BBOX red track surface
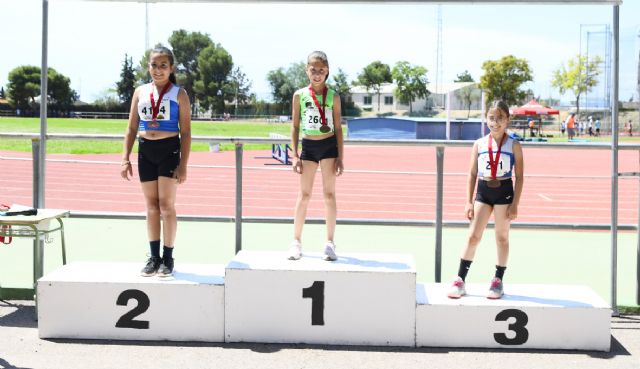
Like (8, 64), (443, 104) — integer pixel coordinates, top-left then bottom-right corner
(1, 146), (639, 224)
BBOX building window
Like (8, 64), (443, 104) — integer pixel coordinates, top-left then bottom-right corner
(384, 96), (393, 105)
(363, 96), (372, 105)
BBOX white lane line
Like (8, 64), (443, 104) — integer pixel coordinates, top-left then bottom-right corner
(538, 193), (553, 201)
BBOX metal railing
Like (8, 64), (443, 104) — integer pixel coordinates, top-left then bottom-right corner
(1, 132), (639, 307)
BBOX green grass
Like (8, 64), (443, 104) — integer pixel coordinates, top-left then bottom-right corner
(0, 117), (292, 153)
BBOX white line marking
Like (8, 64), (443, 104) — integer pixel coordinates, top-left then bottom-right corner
(538, 194), (553, 201)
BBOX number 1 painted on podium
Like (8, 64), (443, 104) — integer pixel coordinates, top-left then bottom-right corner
(302, 281), (325, 326)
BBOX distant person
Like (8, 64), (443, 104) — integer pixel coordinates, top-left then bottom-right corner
(528, 118), (535, 137)
(447, 100), (524, 300)
(120, 46), (192, 277)
(627, 119), (633, 136)
(565, 112), (576, 140)
(595, 118), (601, 137)
(588, 116), (594, 136)
(288, 51), (344, 262)
(560, 121), (566, 136)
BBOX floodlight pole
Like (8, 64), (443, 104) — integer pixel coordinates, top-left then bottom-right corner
(610, 4), (619, 315)
(38, 0), (48, 209)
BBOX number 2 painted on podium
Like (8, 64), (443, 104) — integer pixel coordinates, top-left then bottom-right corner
(302, 281), (325, 326)
(115, 289), (150, 329)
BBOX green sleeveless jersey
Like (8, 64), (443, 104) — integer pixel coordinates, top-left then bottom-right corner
(298, 87), (335, 136)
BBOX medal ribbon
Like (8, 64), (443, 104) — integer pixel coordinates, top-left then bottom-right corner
(488, 134), (507, 180)
(309, 85), (328, 128)
(150, 82), (172, 123)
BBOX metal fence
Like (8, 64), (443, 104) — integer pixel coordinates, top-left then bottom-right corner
(1, 132), (639, 307)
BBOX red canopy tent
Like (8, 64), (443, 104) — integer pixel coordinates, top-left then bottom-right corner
(510, 99), (559, 138)
(510, 99), (559, 116)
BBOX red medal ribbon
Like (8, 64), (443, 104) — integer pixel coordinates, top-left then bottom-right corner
(488, 134), (507, 180)
(309, 85), (328, 127)
(149, 82), (172, 125)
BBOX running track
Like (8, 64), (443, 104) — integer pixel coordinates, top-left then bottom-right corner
(1, 146), (639, 225)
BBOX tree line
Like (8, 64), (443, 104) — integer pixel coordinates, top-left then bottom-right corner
(2, 28), (602, 117)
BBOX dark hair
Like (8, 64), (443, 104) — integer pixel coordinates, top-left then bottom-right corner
(486, 100), (510, 118)
(151, 45), (177, 84)
(307, 50), (329, 81)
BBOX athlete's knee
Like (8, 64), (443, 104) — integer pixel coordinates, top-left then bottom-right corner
(467, 233), (482, 246)
(158, 198), (176, 215)
(298, 190), (312, 202)
(322, 189), (335, 202)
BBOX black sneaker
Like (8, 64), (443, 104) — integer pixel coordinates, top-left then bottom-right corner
(141, 256), (162, 277)
(157, 257), (174, 277)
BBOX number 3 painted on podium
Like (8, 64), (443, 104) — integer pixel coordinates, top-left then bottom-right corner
(494, 309), (529, 345)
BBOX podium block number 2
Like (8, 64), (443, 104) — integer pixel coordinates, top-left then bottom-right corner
(302, 281), (325, 326)
(115, 289), (150, 329)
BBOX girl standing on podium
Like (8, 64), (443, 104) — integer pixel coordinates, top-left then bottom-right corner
(447, 100), (524, 299)
(120, 46), (191, 277)
(287, 51), (344, 261)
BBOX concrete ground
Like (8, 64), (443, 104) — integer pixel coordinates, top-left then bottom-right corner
(0, 300), (638, 369)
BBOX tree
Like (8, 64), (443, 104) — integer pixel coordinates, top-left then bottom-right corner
(0, 87), (5, 99)
(229, 67), (252, 114)
(7, 65), (77, 114)
(391, 61), (429, 114)
(193, 43), (233, 114)
(94, 89), (121, 112)
(7, 65), (41, 111)
(267, 61), (307, 113)
(47, 68), (78, 114)
(356, 61), (392, 111)
(135, 48), (153, 85)
(454, 70), (474, 83)
(329, 68), (352, 116)
(480, 55), (532, 107)
(116, 54), (136, 109)
(453, 71), (478, 118)
(551, 54), (603, 114)
(169, 30), (214, 105)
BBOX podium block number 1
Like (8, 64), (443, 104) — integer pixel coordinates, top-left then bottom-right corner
(115, 289), (150, 330)
(302, 281), (325, 326)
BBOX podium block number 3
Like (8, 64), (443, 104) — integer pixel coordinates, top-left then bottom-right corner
(494, 309), (529, 345)
(115, 289), (150, 329)
(302, 281), (325, 326)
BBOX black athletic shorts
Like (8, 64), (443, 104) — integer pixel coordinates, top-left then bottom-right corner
(475, 178), (514, 206)
(300, 135), (338, 163)
(137, 135), (180, 182)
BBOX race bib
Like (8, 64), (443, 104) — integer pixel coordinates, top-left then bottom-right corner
(479, 153), (512, 177)
(138, 99), (171, 121)
(304, 108), (333, 132)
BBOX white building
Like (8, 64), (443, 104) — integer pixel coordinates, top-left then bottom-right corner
(350, 82), (481, 114)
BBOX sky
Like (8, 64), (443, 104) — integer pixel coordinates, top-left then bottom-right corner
(1, 0), (639, 105)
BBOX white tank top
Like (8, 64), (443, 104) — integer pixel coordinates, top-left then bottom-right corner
(476, 134), (514, 178)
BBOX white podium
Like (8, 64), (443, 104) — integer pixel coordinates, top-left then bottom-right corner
(224, 251), (416, 346)
(37, 262), (225, 342)
(416, 283), (611, 351)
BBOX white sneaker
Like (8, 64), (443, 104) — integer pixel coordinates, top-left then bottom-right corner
(447, 277), (466, 299)
(323, 241), (337, 261)
(288, 240), (302, 260)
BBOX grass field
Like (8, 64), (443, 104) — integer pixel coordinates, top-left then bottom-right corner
(1, 116), (639, 154)
(0, 117), (292, 153)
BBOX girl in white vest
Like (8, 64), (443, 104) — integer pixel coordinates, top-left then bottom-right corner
(120, 46), (192, 277)
(448, 100), (524, 299)
(287, 51), (344, 261)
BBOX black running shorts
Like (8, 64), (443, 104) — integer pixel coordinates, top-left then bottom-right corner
(475, 178), (514, 206)
(300, 135), (338, 163)
(137, 135), (181, 182)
